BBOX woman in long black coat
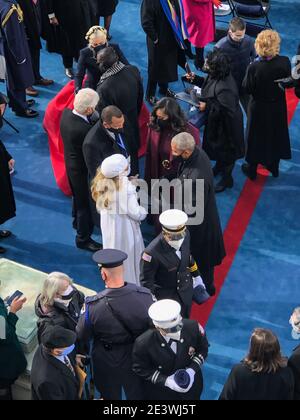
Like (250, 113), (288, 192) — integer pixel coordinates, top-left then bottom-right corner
(242, 30), (292, 180)
(0, 96), (16, 254)
(199, 50), (245, 193)
(141, 0), (186, 103)
(93, 0), (119, 38)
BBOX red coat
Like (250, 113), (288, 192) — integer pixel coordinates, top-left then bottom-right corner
(182, 0), (215, 48)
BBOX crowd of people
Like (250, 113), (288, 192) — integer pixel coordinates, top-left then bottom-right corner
(0, 0), (300, 401)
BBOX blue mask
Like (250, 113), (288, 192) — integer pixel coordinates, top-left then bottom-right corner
(60, 344), (75, 357)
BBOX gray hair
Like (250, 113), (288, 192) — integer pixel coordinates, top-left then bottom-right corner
(40, 272), (73, 307)
(74, 88), (99, 114)
(171, 132), (196, 152)
(292, 307), (300, 323)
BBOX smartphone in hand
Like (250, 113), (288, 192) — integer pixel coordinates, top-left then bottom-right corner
(5, 290), (24, 307)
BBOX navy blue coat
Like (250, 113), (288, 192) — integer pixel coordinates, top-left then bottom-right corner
(74, 43), (129, 93)
(215, 34), (256, 92)
(0, 0), (34, 90)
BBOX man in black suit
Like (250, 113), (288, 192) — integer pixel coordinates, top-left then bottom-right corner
(96, 47), (143, 175)
(60, 88), (102, 252)
(83, 105), (139, 181)
(289, 308), (300, 400)
(31, 327), (79, 400)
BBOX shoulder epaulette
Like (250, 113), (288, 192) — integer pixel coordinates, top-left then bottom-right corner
(2, 4), (24, 28)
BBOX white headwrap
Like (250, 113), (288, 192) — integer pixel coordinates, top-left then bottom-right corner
(101, 154), (128, 179)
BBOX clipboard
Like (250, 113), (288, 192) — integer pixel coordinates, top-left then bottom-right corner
(175, 92), (199, 107)
(75, 365), (87, 399)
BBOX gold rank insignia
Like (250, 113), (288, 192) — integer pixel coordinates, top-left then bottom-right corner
(2, 4), (24, 28)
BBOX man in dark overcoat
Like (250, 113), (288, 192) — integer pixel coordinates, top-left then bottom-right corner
(141, 0), (187, 104)
(0, 0), (38, 117)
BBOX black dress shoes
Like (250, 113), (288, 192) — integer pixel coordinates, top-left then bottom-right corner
(76, 239), (103, 252)
(27, 99), (36, 107)
(159, 88), (176, 98)
(0, 246), (6, 254)
(15, 109), (39, 118)
(65, 68), (75, 79)
(266, 165), (279, 178)
(242, 163), (257, 181)
(215, 176), (234, 193)
(0, 230), (11, 239)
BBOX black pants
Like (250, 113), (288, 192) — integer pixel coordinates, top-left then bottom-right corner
(0, 380), (13, 401)
(195, 47), (205, 69)
(62, 53), (79, 70)
(29, 46), (42, 82)
(7, 88), (27, 113)
(69, 174), (94, 244)
(215, 161), (235, 179)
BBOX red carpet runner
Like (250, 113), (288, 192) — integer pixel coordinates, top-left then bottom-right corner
(191, 89), (300, 326)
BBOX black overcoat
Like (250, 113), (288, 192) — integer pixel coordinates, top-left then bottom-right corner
(288, 345), (300, 401)
(173, 147), (226, 271)
(201, 74), (245, 163)
(243, 56), (292, 166)
(141, 0), (185, 84)
(0, 139), (16, 225)
(18, 0), (42, 50)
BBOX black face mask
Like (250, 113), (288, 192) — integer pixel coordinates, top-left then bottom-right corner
(109, 128), (124, 135)
(157, 119), (170, 130)
(94, 44), (106, 54)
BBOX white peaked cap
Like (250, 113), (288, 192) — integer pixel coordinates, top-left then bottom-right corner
(159, 210), (188, 232)
(101, 154), (128, 179)
(149, 299), (182, 329)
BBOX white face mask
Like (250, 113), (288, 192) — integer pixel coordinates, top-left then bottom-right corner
(165, 331), (181, 342)
(61, 285), (74, 297)
(290, 317), (300, 340)
(168, 239), (185, 251)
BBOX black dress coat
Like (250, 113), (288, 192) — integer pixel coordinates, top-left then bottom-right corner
(31, 346), (79, 400)
(96, 65), (144, 154)
(243, 56), (292, 166)
(0, 139), (16, 225)
(0, 0), (34, 91)
(96, 0), (119, 17)
(173, 147), (226, 271)
(18, 0), (42, 50)
(219, 363), (295, 401)
(75, 43), (129, 92)
(132, 319), (209, 400)
(42, 0), (92, 57)
(60, 109), (93, 214)
(140, 230), (200, 318)
(288, 345), (300, 401)
(83, 119), (137, 181)
(141, 0), (186, 84)
(200, 74), (245, 163)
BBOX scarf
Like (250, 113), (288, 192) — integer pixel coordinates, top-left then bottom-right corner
(100, 61), (126, 83)
(160, 0), (189, 50)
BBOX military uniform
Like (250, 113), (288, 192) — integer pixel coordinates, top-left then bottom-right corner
(140, 229), (200, 318)
(132, 316), (209, 400)
(76, 283), (154, 400)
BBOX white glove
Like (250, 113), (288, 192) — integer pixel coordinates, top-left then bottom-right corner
(193, 275), (206, 290)
(165, 375), (187, 394)
(184, 368), (196, 393)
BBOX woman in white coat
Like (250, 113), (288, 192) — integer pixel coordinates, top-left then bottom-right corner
(91, 154), (147, 285)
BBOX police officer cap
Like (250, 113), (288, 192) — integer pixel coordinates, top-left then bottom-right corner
(93, 249), (128, 268)
(159, 210), (188, 233)
(41, 326), (76, 349)
(149, 299), (182, 329)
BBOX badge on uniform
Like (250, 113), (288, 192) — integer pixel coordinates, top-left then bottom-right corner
(142, 253), (152, 263)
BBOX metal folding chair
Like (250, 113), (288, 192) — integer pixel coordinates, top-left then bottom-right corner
(231, 0), (273, 29)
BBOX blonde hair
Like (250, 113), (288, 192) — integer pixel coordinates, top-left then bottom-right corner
(255, 30), (281, 58)
(40, 272), (73, 308)
(91, 168), (121, 211)
(86, 26), (107, 46)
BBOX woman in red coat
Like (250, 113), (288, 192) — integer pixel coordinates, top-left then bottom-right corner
(182, 0), (218, 69)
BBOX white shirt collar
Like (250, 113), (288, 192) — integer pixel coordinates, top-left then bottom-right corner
(72, 109), (89, 123)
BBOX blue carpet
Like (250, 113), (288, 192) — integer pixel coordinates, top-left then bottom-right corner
(0, 0), (299, 400)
